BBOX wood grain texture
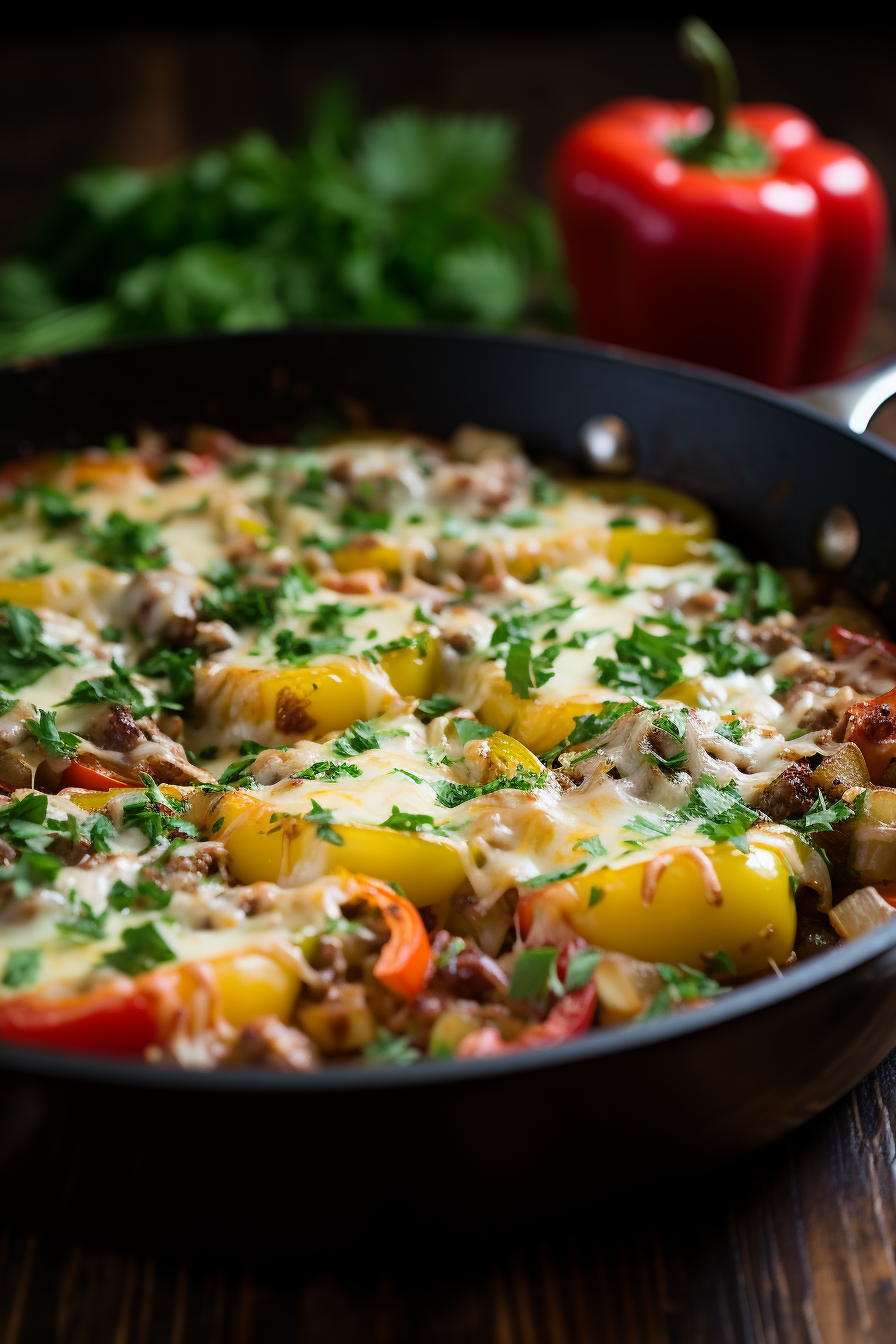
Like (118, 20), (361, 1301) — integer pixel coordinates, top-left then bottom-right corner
(3, 1053), (896, 1342)
(2, 26), (896, 1342)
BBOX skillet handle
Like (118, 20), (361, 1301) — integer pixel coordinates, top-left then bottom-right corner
(793, 352), (896, 433)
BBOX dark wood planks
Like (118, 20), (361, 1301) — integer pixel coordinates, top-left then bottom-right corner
(4, 1054), (896, 1342)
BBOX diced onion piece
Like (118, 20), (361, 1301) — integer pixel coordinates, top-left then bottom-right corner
(829, 886), (896, 940)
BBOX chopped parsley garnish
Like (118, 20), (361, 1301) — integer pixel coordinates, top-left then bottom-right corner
(25, 709), (80, 758)
(306, 798), (343, 846)
(288, 465), (328, 508)
(453, 720), (496, 747)
(367, 633), (429, 661)
(392, 767), (543, 808)
(436, 936), (466, 968)
(200, 565), (315, 630)
(784, 790), (860, 836)
(654, 705), (689, 741)
(0, 604), (78, 691)
(59, 660), (153, 717)
(362, 1028), (421, 1066)
(379, 806), (454, 836)
(107, 874), (171, 912)
(694, 621), (770, 677)
(2, 947), (41, 988)
(705, 950), (736, 978)
(10, 556), (52, 579)
(508, 945), (564, 1001)
(680, 775), (758, 853)
(519, 861), (587, 889)
(503, 508), (541, 527)
(504, 638), (560, 699)
(88, 815), (117, 854)
(595, 622), (687, 699)
(623, 811), (680, 843)
(643, 963), (728, 1018)
(57, 897), (108, 943)
(564, 947), (602, 989)
(540, 701), (641, 765)
(587, 575), (632, 598)
(333, 719), (379, 756)
(120, 777), (198, 849)
(102, 920), (177, 975)
(716, 718), (745, 744)
(417, 693), (459, 720)
(80, 511), (169, 571)
(135, 646), (202, 713)
(339, 503), (391, 533)
(296, 760), (363, 781)
(14, 483), (86, 530)
(274, 630), (350, 664)
(573, 835), (607, 858)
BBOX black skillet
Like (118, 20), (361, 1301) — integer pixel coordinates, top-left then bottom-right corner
(2, 327), (896, 1245)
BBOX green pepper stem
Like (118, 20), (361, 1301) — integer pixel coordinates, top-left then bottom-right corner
(678, 17), (738, 151)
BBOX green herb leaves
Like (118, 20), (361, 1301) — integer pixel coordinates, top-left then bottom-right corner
(2, 947), (41, 988)
(59, 661), (153, 717)
(333, 719), (380, 756)
(102, 921), (177, 975)
(25, 709), (80, 758)
(306, 798), (343, 846)
(0, 604), (77, 692)
(595, 622), (687, 699)
(643, 963), (728, 1017)
(80, 512), (169, 571)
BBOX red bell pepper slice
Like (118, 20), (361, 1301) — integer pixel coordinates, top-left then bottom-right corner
(349, 876), (430, 1001)
(550, 21), (888, 387)
(845, 687), (896, 783)
(59, 760), (138, 792)
(823, 625), (896, 663)
(0, 984), (159, 1057)
(456, 982), (597, 1059)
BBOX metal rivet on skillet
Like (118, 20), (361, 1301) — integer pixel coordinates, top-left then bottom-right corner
(816, 504), (860, 571)
(578, 415), (635, 475)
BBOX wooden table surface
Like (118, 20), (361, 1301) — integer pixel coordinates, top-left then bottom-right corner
(3, 23), (896, 1342)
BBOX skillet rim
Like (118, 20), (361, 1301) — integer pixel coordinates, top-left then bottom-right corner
(2, 323), (896, 1092)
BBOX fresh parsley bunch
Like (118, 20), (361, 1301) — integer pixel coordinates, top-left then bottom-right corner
(0, 85), (569, 361)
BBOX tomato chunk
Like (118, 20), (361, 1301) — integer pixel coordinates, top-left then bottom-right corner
(0, 985), (158, 1057)
(845, 687), (896, 783)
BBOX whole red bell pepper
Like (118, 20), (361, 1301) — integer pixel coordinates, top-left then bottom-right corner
(551, 20), (888, 388)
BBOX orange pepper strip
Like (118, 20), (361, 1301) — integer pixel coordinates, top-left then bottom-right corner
(345, 874), (430, 1000)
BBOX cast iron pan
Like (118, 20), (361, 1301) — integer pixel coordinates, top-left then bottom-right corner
(2, 327), (896, 1246)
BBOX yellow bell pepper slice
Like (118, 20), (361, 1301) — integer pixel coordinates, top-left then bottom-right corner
(477, 686), (614, 758)
(561, 841), (796, 976)
(203, 790), (466, 906)
(196, 636), (438, 747)
(208, 951), (300, 1027)
(586, 479), (715, 566)
(379, 635), (440, 699)
(330, 540), (402, 574)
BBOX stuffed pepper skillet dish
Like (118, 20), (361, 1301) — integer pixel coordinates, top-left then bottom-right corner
(1, 416), (895, 1073)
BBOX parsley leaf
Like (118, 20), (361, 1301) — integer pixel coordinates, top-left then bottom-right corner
(2, 947), (41, 988)
(715, 718), (745, 744)
(508, 945), (564, 1000)
(784, 789), (858, 836)
(362, 1028), (420, 1066)
(595, 622), (687, 699)
(564, 947), (602, 989)
(504, 638), (560, 700)
(59, 661), (154, 716)
(25, 709), (80, 758)
(136, 645), (202, 712)
(333, 719), (379, 756)
(643, 963), (728, 1018)
(0, 604), (78, 691)
(107, 874), (171, 911)
(56, 897), (108, 942)
(306, 798), (343, 845)
(88, 815), (117, 853)
(436, 935), (466, 968)
(540, 701), (642, 765)
(573, 835), (607, 858)
(102, 920), (177, 975)
(623, 811), (680, 843)
(296, 760), (363, 781)
(379, 805), (454, 835)
(453, 720), (496, 747)
(80, 511), (169, 571)
(416, 693), (459, 720)
(693, 621), (771, 677)
(680, 775), (758, 853)
(519, 861), (587, 889)
(274, 630), (351, 664)
(10, 556), (52, 579)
